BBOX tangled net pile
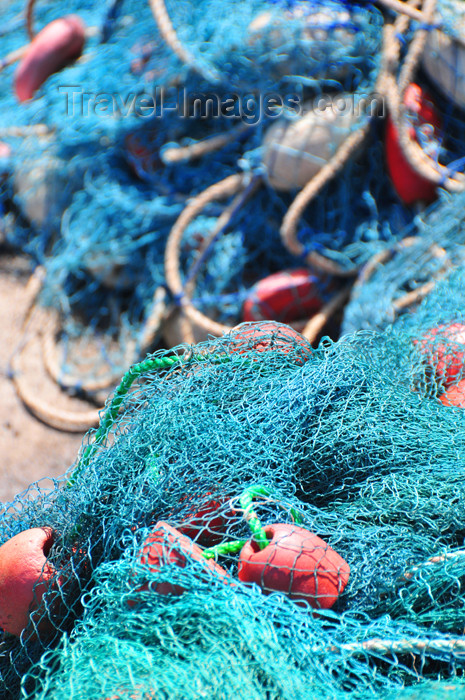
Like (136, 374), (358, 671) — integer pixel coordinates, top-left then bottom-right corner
(4, 0), (465, 698)
(2, 0), (459, 422)
(3, 319), (465, 698)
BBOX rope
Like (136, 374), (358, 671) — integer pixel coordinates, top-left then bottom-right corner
(162, 125), (251, 165)
(202, 486), (304, 560)
(148, 0), (220, 81)
(162, 173), (254, 342)
(26, 0), (36, 40)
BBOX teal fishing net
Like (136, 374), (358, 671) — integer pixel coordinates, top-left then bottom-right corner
(0, 320), (465, 697)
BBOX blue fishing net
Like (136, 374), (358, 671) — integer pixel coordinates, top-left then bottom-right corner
(342, 190), (465, 334)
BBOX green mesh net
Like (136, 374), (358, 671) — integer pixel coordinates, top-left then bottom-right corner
(0, 320), (464, 698)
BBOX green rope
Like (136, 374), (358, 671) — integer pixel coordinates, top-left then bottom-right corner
(239, 486), (270, 551)
(202, 485), (304, 560)
(202, 540), (246, 560)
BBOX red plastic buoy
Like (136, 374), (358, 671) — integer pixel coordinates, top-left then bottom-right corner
(243, 269), (323, 324)
(15, 15), (85, 102)
(0, 527), (56, 636)
(385, 83), (441, 206)
(178, 493), (230, 547)
(229, 321), (312, 361)
(439, 378), (465, 408)
(238, 523), (350, 609)
(136, 521), (230, 597)
(416, 323), (465, 388)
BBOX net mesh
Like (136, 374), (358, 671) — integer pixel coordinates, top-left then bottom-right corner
(4, 0), (465, 697)
(0, 321), (464, 697)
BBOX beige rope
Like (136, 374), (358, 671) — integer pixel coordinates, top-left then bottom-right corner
(11, 305), (101, 432)
(331, 637), (465, 657)
(376, 0), (432, 23)
(163, 173), (249, 341)
(148, 0), (196, 69)
(10, 268), (104, 432)
(162, 124), (251, 165)
(351, 236), (450, 315)
(41, 320), (138, 395)
(280, 125), (370, 277)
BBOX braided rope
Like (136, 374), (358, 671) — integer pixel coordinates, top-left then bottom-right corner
(330, 637), (465, 657)
(280, 125), (370, 278)
(10, 304), (101, 432)
(376, 0), (431, 22)
(148, 0), (220, 81)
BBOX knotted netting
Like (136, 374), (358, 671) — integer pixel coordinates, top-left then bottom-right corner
(0, 320), (465, 697)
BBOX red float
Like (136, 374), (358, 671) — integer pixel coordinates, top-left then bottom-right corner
(385, 83), (441, 206)
(0, 527), (56, 636)
(136, 521), (229, 597)
(15, 16), (86, 102)
(243, 269), (323, 324)
(229, 321), (312, 360)
(178, 493), (230, 547)
(416, 323), (465, 388)
(238, 523), (350, 609)
(439, 379), (465, 408)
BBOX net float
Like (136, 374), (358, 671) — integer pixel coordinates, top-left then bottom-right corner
(243, 269), (324, 324)
(439, 378), (465, 407)
(229, 321), (312, 361)
(135, 521), (230, 597)
(422, 5), (465, 110)
(262, 96), (362, 191)
(237, 523), (350, 609)
(178, 493), (231, 547)
(415, 323), (465, 389)
(14, 15), (86, 102)
(0, 527), (57, 636)
(385, 83), (441, 206)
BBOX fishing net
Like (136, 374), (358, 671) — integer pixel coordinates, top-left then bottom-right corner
(341, 188), (465, 334)
(0, 320), (463, 697)
(0, 0), (412, 415)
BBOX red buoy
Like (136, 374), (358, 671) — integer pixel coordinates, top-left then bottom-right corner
(238, 523), (350, 609)
(15, 15), (85, 102)
(0, 527), (56, 636)
(416, 323), (465, 388)
(243, 269), (323, 324)
(385, 83), (441, 206)
(178, 493), (230, 547)
(229, 321), (312, 361)
(136, 521), (229, 597)
(439, 379), (465, 408)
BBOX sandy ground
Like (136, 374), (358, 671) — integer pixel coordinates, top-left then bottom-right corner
(0, 253), (86, 504)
